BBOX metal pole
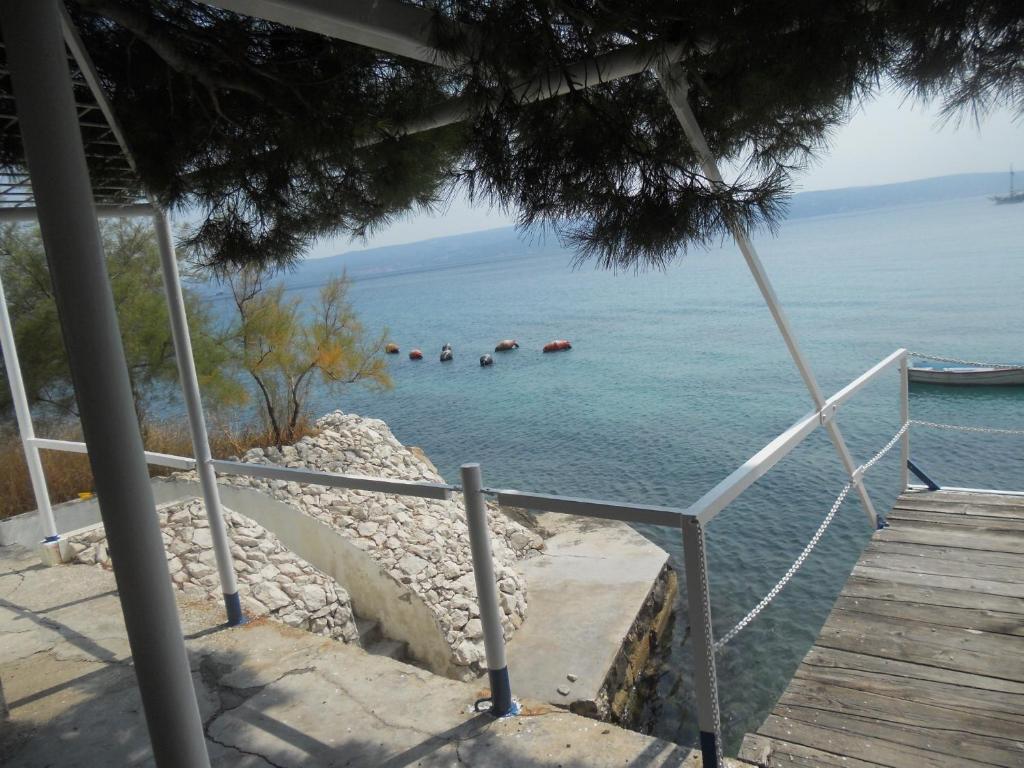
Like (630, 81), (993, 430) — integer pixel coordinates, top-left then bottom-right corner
(153, 210), (243, 625)
(0, 3), (210, 765)
(657, 65), (879, 528)
(460, 463), (515, 716)
(899, 353), (910, 491)
(682, 516), (721, 768)
(0, 272), (59, 546)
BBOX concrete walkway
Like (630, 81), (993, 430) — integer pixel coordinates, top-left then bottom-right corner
(507, 513), (669, 713)
(0, 545), (746, 767)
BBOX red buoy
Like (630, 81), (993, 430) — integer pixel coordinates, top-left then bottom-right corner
(543, 340), (572, 353)
(409, 349), (423, 360)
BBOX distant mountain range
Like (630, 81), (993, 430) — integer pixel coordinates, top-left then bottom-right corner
(286, 172), (1012, 285)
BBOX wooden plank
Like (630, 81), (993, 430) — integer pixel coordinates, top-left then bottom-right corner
(740, 733), (885, 768)
(834, 594), (1024, 637)
(875, 524), (1024, 554)
(842, 573), (1024, 615)
(800, 646), (1024, 697)
(794, 656), (1024, 723)
(816, 610), (1024, 682)
(757, 713), (993, 768)
(779, 677), (1024, 742)
(902, 491), (1024, 509)
(773, 701), (1024, 767)
(864, 539), (1024, 567)
(888, 507), (1024, 531)
(892, 499), (1024, 520)
(851, 564), (1024, 599)
(856, 549), (1024, 584)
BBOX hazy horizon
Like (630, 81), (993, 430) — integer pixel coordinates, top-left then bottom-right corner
(300, 86), (1022, 260)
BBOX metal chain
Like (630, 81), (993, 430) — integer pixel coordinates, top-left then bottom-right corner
(694, 521), (724, 765)
(713, 422), (908, 651)
(910, 419), (1024, 437)
(908, 351), (1019, 369)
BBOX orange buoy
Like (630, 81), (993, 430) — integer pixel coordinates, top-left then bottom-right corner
(494, 339), (519, 352)
(543, 340), (572, 353)
(409, 349), (423, 360)
(385, 342), (400, 354)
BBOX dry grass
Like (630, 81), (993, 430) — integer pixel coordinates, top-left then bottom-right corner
(0, 417), (317, 521)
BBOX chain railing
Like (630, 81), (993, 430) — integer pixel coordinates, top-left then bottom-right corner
(908, 351), (1021, 369)
(909, 419), (1024, 437)
(713, 420), (909, 651)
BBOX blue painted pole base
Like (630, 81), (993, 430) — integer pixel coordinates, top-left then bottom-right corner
(699, 730), (720, 768)
(224, 592), (245, 626)
(485, 667), (515, 717)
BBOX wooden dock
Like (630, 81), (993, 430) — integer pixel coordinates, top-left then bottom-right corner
(739, 489), (1024, 768)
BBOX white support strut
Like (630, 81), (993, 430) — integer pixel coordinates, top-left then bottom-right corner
(153, 210), (242, 623)
(657, 64), (879, 527)
(0, 271), (59, 542)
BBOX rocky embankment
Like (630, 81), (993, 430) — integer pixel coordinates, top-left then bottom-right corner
(69, 498), (360, 642)
(222, 412), (543, 674)
(70, 411), (544, 678)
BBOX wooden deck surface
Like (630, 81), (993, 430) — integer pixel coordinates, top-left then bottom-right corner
(739, 489), (1024, 768)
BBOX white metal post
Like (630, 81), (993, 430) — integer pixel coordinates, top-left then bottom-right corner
(658, 65), (879, 528)
(153, 210), (242, 625)
(460, 463), (515, 716)
(0, 3), (211, 764)
(682, 516), (721, 768)
(899, 352), (910, 491)
(0, 270), (60, 547)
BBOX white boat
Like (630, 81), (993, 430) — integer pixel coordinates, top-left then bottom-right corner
(908, 365), (1024, 386)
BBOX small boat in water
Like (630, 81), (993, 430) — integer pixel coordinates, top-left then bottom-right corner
(480, 354), (494, 367)
(409, 349), (423, 360)
(385, 342), (400, 354)
(908, 364), (1024, 386)
(494, 339), (519, 352)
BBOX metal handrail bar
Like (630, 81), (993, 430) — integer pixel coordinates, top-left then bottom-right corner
(687, 348), (907, 525)
(492, 489), (689, 527)
(31, 436), (197, 471)
(210, 458), (454, 501)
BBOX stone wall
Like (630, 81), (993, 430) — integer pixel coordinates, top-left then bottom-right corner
(219, 411), (543, 676)
(67, 499), (359, 643)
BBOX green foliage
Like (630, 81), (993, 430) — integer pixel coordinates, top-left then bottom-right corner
(21, 1), (1020, 271)
(0, 220), (244, 426)
(225, 269), (391, 446)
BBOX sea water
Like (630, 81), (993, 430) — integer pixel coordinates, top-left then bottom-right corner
(216, 194), (1024, 753)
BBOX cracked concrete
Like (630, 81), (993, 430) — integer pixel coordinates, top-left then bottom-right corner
(0, 544), (750, 767)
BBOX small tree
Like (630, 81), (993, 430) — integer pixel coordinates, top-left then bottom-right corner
(0, 220), (242, 430)
(227, 269), (391, 446)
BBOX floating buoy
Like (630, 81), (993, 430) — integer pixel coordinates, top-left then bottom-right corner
(480, 354), (494, 367)
(543, 340), (572, 353)
(385, 342), (400, 354)
(440, 348), (454, 362)
(494, 339), (519, 352)
(409, 349), (423, 360)
(441, 343), (452, 352)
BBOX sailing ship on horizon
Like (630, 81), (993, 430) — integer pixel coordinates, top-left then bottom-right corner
(993, 165), (1024, 205)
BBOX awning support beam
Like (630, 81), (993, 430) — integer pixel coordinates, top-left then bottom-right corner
(656, 64), (879, 529)
(0, 2), (211, 765)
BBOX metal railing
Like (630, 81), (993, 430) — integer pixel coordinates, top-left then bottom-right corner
(24, 347), (917, 767)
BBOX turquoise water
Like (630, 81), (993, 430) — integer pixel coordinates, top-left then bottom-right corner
(229, 195), (1024, 753)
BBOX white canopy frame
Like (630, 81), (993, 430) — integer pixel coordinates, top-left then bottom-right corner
(0, 2), (885, 766)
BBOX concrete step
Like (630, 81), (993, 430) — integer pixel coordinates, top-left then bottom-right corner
(365, 638), (407, 661)
(355, 616), (382, 647)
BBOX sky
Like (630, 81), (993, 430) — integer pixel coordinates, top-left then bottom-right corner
(304, 86), (1023, 260)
